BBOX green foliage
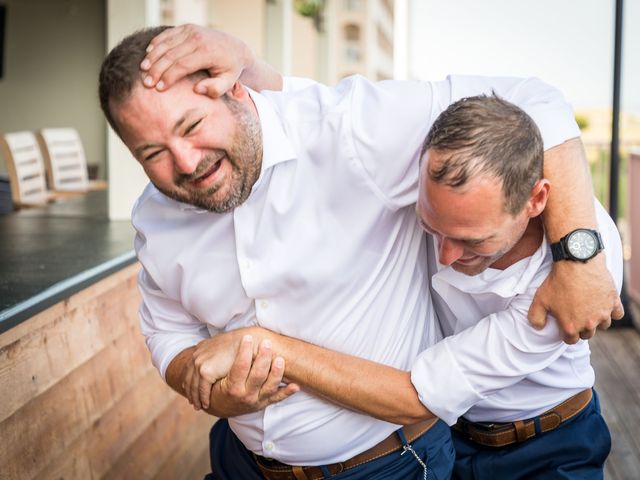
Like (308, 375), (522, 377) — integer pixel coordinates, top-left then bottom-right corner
(575, 114), (590, 131)
(294, 0), (326, 31)
(294, 0), (324, 18)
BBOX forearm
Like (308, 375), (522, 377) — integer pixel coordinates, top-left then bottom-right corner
(530, 136), (623, 340)
(259, 330), (434, 425)
(542, 137), (596, 239)
(165, 346), (196, 397)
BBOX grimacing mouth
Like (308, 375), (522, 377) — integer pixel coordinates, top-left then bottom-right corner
(191, 158), (223, 185)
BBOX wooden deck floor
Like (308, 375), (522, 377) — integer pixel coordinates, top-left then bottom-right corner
(591, 326), (640, 479)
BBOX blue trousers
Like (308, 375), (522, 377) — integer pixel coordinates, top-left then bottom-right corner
(204, 418), (455, 480)
(451, 390), (611, 480)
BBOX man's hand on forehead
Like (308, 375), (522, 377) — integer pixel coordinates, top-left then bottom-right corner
(140, 24), (253, 98)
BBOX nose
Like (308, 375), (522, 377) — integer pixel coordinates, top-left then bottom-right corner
(172, 145), (200, 175)
(438, 237), (464, 266)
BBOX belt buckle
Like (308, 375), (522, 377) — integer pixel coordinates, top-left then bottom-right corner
(472, 420), (514, 433)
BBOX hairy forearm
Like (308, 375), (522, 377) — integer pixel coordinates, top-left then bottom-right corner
(542, 137), (596, 239)
(261, 330), (434, 425)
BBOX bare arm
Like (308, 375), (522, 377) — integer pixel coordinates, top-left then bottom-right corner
(266, 331), (435, 425)
(531, 137), (624, 342)
(140, 24), (282, 96)
(187, 327), (435, 425)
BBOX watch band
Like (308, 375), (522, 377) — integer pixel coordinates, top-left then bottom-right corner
(550, 240), (569, 262)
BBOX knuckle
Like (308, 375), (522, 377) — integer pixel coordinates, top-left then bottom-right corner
(163, 49), (177, 62)
(236, 358), (251, 370)
(192, 31), (204, 43)
(238, 394), (256, 406)
(565, 335), (579, 345)
(173, 58), (187, 70)
(228, 385), (243, 398)
(199, 363), (212, 378)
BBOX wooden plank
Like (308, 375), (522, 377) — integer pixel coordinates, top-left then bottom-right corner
(593, 330), (640, 453)
(41, 368), (176, 480)
(184, 447), (213, 480)
(37, 453), (93, 480)
(103, 397), (215, 480)
(84, 370), (178, 478)
(0, 263), (140, 348)
(591, 330), (640, 479)
(153, 410), (215, 480)
(0, 322), (152, 479)
(0, 278), (140, 423)
(591, 338), (627, 480)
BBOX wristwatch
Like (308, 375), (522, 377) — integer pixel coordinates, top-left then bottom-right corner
(550, 228), (604, 262)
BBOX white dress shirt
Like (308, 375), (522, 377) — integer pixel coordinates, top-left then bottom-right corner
(411, 201), (623, 426)
(134, 74), (580, 465)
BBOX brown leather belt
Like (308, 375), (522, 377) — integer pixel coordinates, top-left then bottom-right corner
(253, 417), (438, 480)
(453, 389), (593, 448)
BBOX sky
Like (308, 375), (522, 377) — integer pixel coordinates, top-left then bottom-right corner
(407, 0), (640, 116)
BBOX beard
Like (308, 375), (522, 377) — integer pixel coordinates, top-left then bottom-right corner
(157, 96), (263, 213)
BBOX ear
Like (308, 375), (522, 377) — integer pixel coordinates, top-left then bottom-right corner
(226, 81), (249, 101)
(525, 179), (550, 218)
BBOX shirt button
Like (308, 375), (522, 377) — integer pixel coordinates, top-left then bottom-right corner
(242, 259), (252, 270)
(264, 441), (275, 452)
(260, 300), (269, 310)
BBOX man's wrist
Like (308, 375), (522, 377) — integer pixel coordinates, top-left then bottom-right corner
(550, 228), (603, 263)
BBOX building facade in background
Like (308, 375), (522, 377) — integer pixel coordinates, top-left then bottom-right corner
(159, 0), (400, 84)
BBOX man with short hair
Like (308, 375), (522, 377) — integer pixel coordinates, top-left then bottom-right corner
(201, 94), (620, 479)
(99, 25), (621, 480)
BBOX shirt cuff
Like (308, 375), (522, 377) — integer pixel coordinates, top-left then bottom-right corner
(410, 338), (485, 425)
(153, 334), (209, 381)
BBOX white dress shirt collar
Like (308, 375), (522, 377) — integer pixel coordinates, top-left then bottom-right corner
(433, 233), (549, 298)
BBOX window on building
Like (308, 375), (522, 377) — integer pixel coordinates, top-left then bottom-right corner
(344, 24), (361, 42)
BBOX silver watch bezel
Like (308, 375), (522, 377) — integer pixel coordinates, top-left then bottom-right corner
(566, 229), (600, 260)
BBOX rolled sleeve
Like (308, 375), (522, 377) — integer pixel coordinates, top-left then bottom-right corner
(412, 300), (567, 425)
(411, 338), (484, 425)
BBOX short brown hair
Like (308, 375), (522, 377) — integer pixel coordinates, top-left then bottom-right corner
(98, 26), (171, 136)
(422, 94), (543, 215)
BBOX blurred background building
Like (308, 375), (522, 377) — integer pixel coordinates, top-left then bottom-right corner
(1, 2), (639, 478)
(0, 0), (637, 316)
(160, 0), (398, 83)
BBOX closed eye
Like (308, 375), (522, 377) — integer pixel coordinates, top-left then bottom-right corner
(144, 150), (164, 162)
(185, 119), (202, 135)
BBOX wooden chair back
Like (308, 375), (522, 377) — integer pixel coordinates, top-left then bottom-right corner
(0, 131), (48, 207)
(37, 128), (89, 192)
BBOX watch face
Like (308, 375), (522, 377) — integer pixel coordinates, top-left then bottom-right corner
(567, 230), (598, 260)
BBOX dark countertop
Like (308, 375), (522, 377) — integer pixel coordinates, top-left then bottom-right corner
(0, 190), (137, 333)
